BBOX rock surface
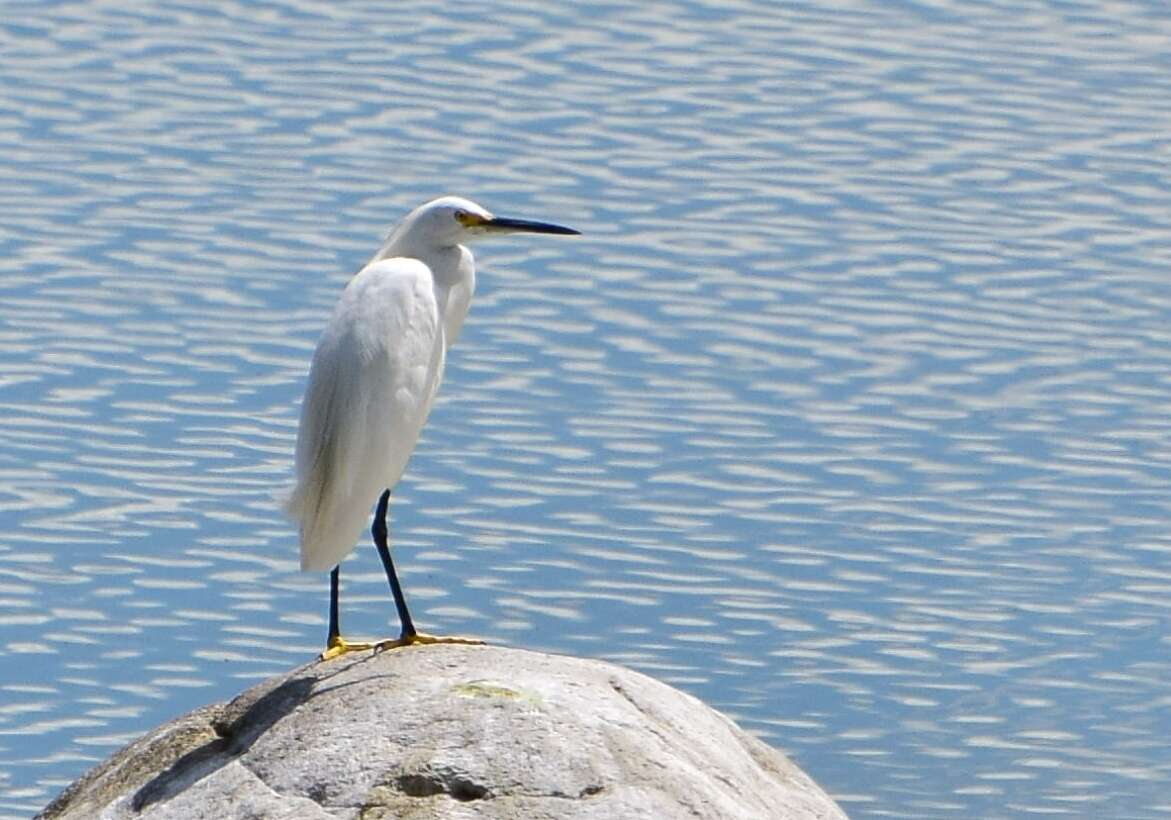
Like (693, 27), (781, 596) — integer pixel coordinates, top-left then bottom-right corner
(37, 644), (847, 819)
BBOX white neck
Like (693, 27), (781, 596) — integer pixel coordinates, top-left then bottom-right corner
(371, 237), (476, 349)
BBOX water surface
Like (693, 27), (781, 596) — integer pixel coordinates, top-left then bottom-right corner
(1, 2), (1170, 817)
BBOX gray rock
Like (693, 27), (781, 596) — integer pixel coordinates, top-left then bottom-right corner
(37, 644), (847, 819)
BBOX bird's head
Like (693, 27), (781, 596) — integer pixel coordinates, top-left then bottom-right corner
(392, 196), (579, 251)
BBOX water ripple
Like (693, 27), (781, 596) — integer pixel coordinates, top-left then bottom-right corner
(2, 0), (1171, 817)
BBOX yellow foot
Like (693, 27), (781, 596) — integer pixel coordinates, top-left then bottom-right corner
(320, 635), (377, 661)
(374, 632), (485, 652)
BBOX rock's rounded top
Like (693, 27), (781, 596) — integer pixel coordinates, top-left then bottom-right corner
(38, 644), (847, 820)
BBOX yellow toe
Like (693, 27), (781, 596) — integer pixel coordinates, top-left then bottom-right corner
(320, 635), (377, 661)
(374, 632), (485, 652)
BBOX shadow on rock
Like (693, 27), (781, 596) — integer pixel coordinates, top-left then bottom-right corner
(132, 674), (316, 811)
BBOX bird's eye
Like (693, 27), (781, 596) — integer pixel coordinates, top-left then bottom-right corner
(454, 209), (469, 223)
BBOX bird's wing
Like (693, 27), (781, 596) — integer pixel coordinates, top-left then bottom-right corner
(288, 257), (443, 571)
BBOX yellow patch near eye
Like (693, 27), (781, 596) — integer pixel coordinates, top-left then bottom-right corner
(456, 210), (485, 228)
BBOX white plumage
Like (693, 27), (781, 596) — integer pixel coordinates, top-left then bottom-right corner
(288, 257), (447, 571)
(286, 196), (578, 605)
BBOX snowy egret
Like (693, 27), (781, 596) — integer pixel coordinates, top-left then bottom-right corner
(287, 196), (579, 660)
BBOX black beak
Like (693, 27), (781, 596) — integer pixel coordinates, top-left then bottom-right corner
(482, 216), (580, 236)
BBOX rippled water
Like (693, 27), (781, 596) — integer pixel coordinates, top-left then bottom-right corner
(3, 1), (1171, 817)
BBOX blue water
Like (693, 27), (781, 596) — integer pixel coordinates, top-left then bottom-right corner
(2, 1), (1171, 817)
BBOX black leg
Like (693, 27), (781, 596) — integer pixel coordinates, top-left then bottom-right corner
(327, 565), (341, 647)
(319, 559), (374, 660)
(372, 489), (417, 639)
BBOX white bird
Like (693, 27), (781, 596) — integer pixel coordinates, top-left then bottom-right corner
(286, 196), (579, 659)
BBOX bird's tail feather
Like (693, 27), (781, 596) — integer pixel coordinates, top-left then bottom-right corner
(286, 476), (369, 572)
